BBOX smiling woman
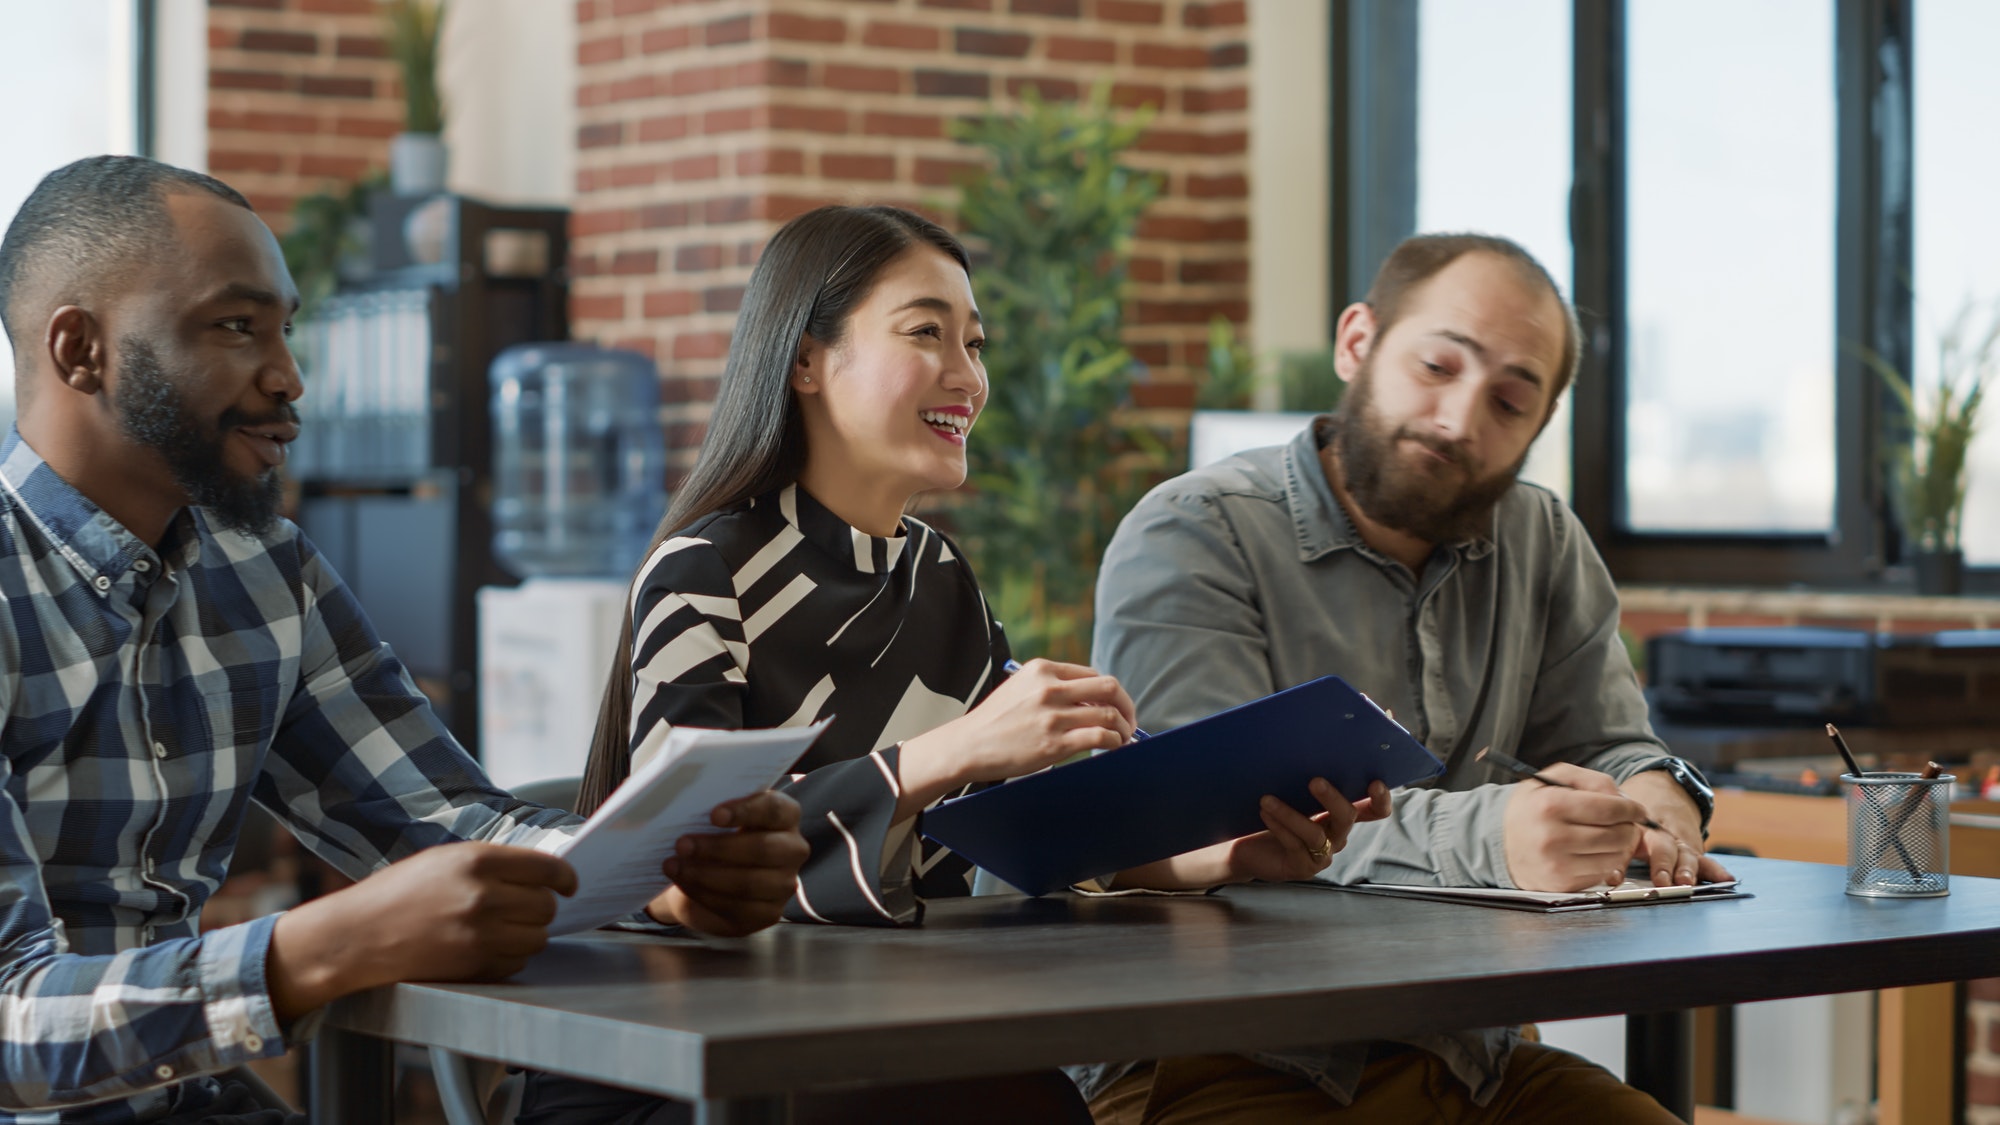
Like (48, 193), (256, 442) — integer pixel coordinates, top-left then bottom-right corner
(537, 206), (1125, 1123)
(544, 204), (1376, 1124)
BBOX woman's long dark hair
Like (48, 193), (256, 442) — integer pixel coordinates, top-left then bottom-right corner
(576, 206), (971, 814)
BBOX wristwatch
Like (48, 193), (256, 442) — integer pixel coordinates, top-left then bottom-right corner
(1633, 756), (1715, 837)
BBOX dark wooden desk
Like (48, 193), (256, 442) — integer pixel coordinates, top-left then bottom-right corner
(1709, 789), (2000, 1125)
(314, 856), (2000, 1124)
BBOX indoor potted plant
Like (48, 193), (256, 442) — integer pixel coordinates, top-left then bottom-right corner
(947, 87), (1162, 661)
(384, 0), (447, 196)
(1863, 301), (1994, 595)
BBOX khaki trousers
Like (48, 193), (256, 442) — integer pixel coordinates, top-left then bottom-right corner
(1088, 1045), (1682, 1125)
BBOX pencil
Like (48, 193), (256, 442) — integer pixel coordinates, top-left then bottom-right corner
(1885, 761), (1945, 837)
(1474, 747), (1663, 831)
(1825, 723), (1867, 780)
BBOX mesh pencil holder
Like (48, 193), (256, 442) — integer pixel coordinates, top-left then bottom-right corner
(1844, 773), (1953, 898)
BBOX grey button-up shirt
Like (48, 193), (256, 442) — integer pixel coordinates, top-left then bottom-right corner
(1076, 416), (1671, 1106)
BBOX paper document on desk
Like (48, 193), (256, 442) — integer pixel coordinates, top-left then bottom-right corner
(548, 720), (826, 936)
(1334, 878), (1746, 914)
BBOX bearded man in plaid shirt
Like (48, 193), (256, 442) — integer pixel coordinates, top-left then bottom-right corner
(0, 156), (809, 1124)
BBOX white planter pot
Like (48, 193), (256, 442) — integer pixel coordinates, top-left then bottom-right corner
(390, 132), (449, 197)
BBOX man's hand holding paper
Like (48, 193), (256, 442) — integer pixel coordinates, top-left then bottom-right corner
(645, 789), (810, 936)
(550, 721), (826, 937)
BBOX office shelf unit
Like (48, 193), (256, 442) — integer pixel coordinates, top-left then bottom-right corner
(290, 195), (569, 759)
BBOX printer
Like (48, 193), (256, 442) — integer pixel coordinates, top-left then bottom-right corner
(1645, 627), (2000, 727)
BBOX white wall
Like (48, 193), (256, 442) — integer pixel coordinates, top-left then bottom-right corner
(155, 0), (208, 174)
(1247, 0), (1332, 409)
(440, 0), (575, 208)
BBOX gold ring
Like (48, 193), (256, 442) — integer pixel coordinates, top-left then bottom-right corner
(1308, 837), (1332, 863)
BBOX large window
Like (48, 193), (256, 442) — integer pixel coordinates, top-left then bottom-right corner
(1560, 0), (1920, 587)
(1347, 3), (1974, 587)
(1621, 0), (1836, 534)
(1913, 0), (2000, 567)
(1415, 0), (1574, 500)
(0, 2), (143, 433)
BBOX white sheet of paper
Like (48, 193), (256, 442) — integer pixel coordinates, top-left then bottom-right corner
(547, 720), (827, 936)
(1355, 878), (1740, 906)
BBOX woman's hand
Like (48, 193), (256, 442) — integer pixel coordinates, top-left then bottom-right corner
(1112, 779), (1395, 891)
(895, 659), (1135, 819)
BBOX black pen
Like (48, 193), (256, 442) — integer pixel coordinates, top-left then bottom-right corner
(1825, 723), (1867, 779)
(1002, 658), (1150, 740)
(1475, 746), (1663, 831)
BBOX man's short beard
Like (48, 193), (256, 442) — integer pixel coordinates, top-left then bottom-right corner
(1333, 358), (1523, 546)
(114, 336), (289, 537)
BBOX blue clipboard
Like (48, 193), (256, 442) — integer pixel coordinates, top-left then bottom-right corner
(920, 675), (1445, 896)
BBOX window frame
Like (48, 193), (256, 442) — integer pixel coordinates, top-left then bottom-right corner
(1568, 0), (1914, 586)
(134, 0), (158, 158)
(1329, 0), (2000, 592)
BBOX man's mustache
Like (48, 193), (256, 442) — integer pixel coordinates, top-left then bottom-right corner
(219, 403), (301, 430)
(1395, 428), (1475, 473)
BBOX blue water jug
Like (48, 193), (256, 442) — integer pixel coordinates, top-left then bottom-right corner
(490, 343), (667, 578)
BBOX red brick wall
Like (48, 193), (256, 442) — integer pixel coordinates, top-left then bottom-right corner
(569, 0), (1251, 459)
(208, 0), (405, 232)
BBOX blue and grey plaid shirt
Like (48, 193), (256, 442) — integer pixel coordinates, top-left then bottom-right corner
(0, 430), (578, 1122)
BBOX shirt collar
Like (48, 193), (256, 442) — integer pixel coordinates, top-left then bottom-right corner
(772, 482), (908, 575)
(1281, 415), (1496, 565)
(0, 427), (190, 590)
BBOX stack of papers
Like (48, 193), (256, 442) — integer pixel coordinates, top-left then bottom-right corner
(546, 720), (826, 935)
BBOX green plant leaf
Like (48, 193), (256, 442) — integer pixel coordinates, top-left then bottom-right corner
(950, 86), (1169, 659)
(1851, 297), (1996, 553)
(383, 0), (445, 134)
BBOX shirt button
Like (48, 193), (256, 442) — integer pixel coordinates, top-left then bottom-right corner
(152, 742), (167, 759)
(92, 575), (111, 592)
(153, 1064), (173, 1080)
(244, 1034), (265, 1053)
(134, 559), (151, 573)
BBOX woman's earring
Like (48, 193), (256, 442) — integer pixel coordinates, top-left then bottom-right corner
(802, 376), (813, 384)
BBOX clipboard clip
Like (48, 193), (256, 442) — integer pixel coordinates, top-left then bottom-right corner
(1599, 884), (1697, 904)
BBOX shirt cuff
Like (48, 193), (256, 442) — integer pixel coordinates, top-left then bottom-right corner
(198, 913), (287, 1061)
(1436, 784), (1516, 889)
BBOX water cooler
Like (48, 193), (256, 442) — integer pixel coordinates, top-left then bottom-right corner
(478, 344), (666, 790)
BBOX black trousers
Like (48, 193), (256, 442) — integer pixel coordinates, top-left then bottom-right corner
(158, 1071), (303, 1125)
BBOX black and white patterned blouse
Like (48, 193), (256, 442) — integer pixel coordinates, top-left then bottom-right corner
(624, 483), (1009, 926)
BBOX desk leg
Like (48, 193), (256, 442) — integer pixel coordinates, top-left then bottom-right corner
(695, 1096), (792, 1124)
(308, 1026), (395, 1123)
(1625, 1010), (1694, 1122)
(1878, 983), (1955, 1125)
